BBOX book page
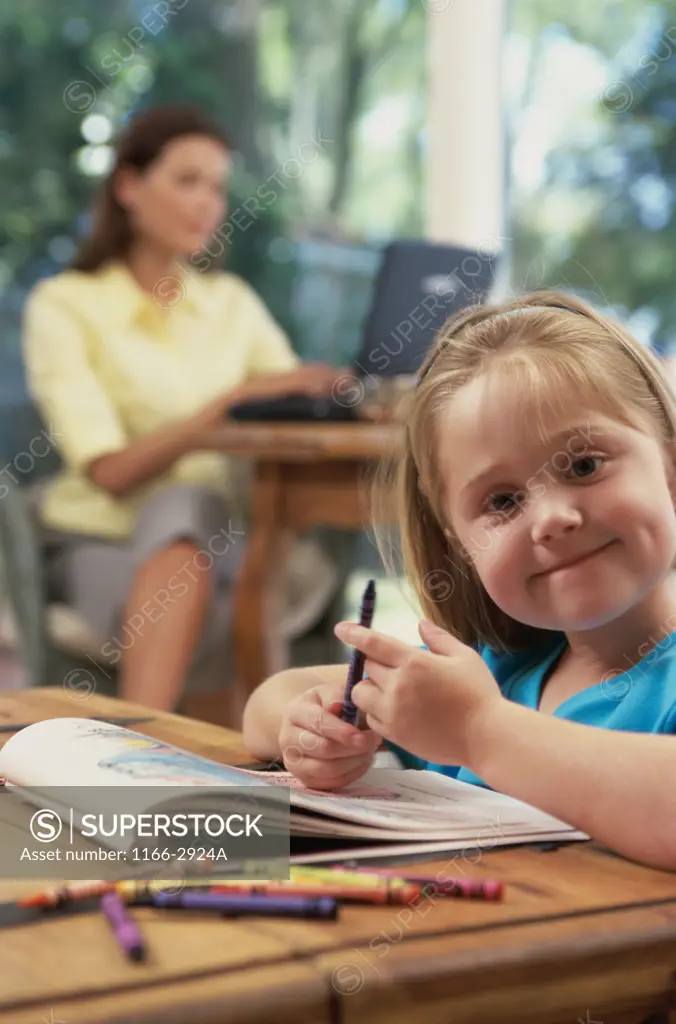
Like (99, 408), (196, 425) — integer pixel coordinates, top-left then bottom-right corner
(229, 765), (588, 839)
(0, 718), (265, 790)
(282, 766), (587, 837)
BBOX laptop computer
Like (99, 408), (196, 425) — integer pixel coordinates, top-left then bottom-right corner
(228, 239), (499, 422)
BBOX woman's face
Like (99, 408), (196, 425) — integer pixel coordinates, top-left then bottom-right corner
(116, 133), (229, 256)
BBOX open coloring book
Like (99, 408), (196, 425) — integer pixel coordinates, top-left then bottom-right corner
(0, 718), (589, 865)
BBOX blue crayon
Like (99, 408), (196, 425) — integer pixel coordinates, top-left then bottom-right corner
(152, 890), (338, 919)
(340, 578), (376, 726)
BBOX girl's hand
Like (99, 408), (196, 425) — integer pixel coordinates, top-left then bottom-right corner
(278, 680), (381, 790)
(333, 619), (505, 768)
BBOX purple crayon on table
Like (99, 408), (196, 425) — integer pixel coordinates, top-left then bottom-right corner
(152, 890), (339, 920)
(340, 577), (376, 726)
(100, 890), (146, 962)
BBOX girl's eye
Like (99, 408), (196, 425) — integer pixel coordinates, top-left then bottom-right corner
(567, 454), (605, 479)
(484, 493), (518, 516)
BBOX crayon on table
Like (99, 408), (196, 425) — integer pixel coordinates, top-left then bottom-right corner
(290, 866), (411, 889)
(152, 890), (339, 919)
(100, 890), (147, 962)
(351, 867), (504, 900)
(211, 880), (421, 905)
(19, 880), (114, 909)
(340, 578), (376, 725)
(118, 877), (419, 906)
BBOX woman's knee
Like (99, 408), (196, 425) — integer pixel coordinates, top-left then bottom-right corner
(131, 482), (236, 565)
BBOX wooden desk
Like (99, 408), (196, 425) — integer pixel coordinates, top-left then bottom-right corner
(2, 688), (676, 1024)
(217, 422), (401, 709)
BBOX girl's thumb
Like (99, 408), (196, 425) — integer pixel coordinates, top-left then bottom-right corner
(418, 619), (459, 655)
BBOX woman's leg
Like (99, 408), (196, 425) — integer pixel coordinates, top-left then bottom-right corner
(119, 483), (242, 711)
(118, 539), (212, 710)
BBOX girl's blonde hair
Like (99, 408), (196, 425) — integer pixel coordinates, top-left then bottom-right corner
(373, 289), (676, 653)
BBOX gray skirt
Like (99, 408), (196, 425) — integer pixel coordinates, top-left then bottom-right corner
(42, 483), (245, 674)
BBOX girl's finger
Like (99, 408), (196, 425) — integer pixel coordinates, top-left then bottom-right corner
(363, 711), (387, 735)
(294, 754), (376, 789)
(284, 730), (374, 762)
(289, 703), (360, 744)
(351, 679), (383, 720)
(334, 623), (409, 668)
(361, 658), (392, 691)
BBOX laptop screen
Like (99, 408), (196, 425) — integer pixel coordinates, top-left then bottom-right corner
(353, 240), (499, 379)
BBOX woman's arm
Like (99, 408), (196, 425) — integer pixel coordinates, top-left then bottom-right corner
(242, 664), (347, 760)
(89, 363), (343, 496)
(87, 419), (202, 497)
(471, 702), (676, 870)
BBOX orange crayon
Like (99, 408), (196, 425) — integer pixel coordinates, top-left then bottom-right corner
(211, 880), (422, 905)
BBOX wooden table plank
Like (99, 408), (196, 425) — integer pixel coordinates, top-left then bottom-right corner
(214, 422), (402, 462)
(3, 962), (331, 1024)
(315, 903), (676, 1023)
(0, 690), (252, 763)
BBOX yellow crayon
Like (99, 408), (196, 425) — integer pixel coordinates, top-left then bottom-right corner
(289, 866), (409, 889)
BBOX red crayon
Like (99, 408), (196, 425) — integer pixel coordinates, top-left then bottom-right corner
(19, 880), (114, 909)
(351, 867), (503, 900)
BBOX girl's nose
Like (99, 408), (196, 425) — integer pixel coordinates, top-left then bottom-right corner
(530, 501), (583, 544)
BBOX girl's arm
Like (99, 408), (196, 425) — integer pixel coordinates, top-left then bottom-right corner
(470, 702), (676, 870)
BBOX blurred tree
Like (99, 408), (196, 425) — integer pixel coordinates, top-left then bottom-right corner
(509, 0), (676, 349)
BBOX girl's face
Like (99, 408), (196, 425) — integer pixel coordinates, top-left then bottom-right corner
(116, 134), (229, 256)
(438, 373), (676, 632)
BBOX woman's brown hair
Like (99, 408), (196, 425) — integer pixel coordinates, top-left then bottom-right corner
(71, 105), (231, 273)
(373, 289), (676, 654)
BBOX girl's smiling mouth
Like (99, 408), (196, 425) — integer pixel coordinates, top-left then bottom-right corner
(537, 540), (617, 578)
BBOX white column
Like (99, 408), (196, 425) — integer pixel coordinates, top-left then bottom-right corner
(426, 0), (506, 253)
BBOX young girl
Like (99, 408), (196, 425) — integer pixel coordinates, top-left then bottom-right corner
(242, 290), (676, 871)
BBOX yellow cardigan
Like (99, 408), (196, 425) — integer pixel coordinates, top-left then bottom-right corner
(22, 261), (298, 539)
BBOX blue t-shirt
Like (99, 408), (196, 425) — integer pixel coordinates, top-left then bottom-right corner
(386, 631), (676, 788)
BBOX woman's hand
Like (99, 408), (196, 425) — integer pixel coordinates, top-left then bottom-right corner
(333, 619), (505, 769)
(283, 363), (347, 398)
(183, 363), (349, 447)
(278, 679), (381, 790)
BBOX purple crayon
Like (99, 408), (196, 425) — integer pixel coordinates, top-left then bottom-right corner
(100, 890), (146, 962)
(340, 578), (376, 725)
(152, 890), (339, 920)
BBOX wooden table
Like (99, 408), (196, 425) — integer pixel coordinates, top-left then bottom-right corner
(2, 688), (676, 1024)
(217, 422), (401, 711)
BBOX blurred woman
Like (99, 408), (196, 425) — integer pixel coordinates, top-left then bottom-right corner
(22, 104), (342, 711)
